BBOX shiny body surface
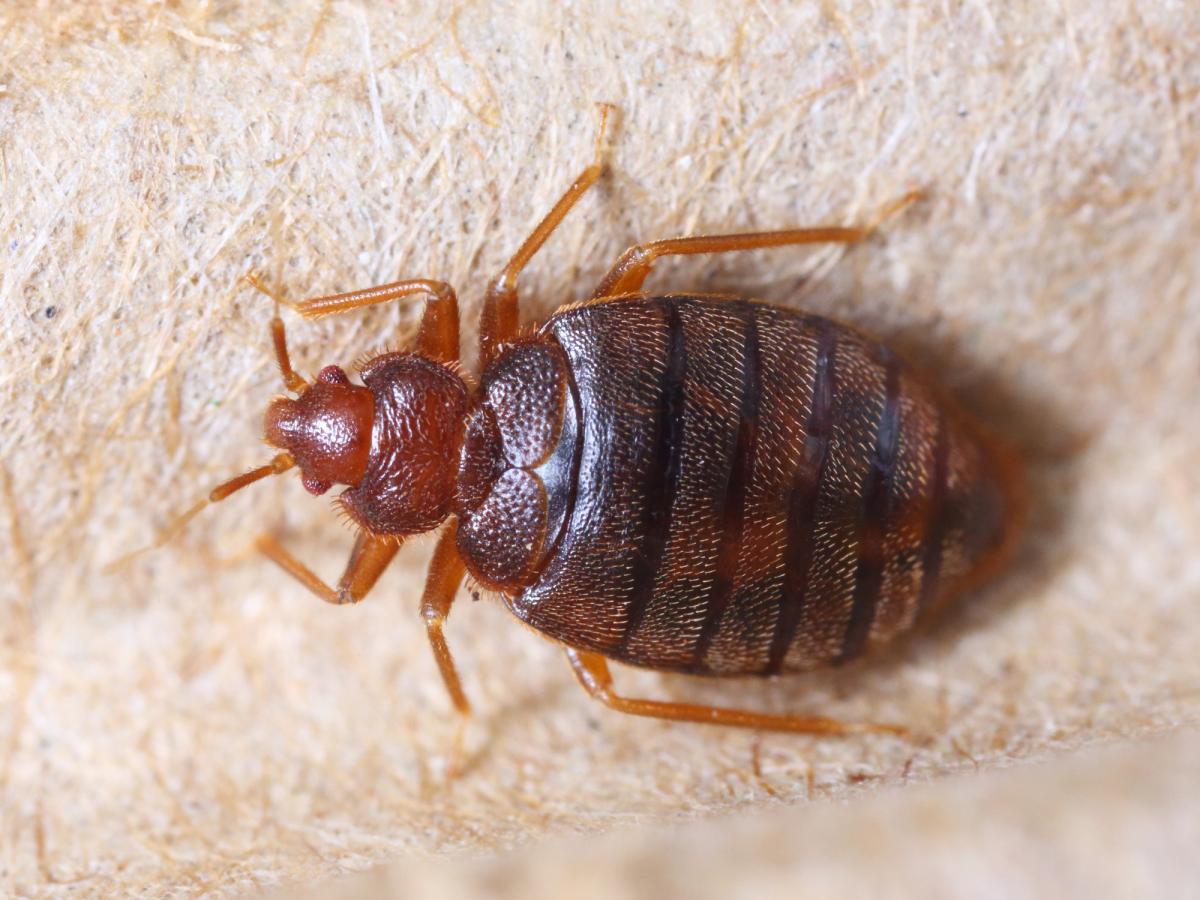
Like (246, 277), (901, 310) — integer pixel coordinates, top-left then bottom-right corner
(159, 107), (1022, 748)
(454, 295), (1012, 675)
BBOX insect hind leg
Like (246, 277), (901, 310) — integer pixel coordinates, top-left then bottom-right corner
(565, 649), (906, 737)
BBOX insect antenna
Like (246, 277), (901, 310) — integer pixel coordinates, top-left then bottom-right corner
(105, 452), (295, 572)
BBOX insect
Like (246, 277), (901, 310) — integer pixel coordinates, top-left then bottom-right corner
(145, 106), (1022, 741)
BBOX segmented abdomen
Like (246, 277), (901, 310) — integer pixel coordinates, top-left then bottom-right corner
(509, 294), (1017, 675)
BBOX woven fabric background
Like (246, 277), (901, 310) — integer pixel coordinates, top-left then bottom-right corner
(1, 1), (1197, 895)
(307, 730), (1200, 899)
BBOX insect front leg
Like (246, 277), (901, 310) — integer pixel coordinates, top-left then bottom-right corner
(256, 530), (399, 605)
(244, 272), (461, 364)
(565, 649), (907, 737)
(479, 102), (614, 367)
(300, 279), (461, 364)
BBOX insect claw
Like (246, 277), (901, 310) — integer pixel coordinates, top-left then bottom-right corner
(241, 270), (293, 308)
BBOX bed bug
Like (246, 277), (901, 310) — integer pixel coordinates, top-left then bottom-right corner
(143, 106), (1022, 740)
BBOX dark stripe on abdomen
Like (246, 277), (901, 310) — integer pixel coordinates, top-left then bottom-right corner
(616, 300), (687, 652)
(690, 303), (762, 669)
(765, 319), (837, 675)
(837, 351), (902, 664)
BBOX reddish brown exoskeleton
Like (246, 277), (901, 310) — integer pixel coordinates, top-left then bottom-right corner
(141, 106), (1022, 743)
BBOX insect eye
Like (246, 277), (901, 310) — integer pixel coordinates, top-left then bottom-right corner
(302, 474), (332, 496)
(318, 365), (351, 385)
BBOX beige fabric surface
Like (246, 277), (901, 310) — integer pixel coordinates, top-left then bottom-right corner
(303, 728), (1200, 899)
(1, 1), (1198, 896)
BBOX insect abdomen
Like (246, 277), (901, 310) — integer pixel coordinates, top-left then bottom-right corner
(508, 295), (1019, 676)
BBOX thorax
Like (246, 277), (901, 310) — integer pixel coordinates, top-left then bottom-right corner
(453, 336), (578, 592)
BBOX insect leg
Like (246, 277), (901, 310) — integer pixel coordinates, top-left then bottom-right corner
(294, 279), (461, 364)
(419, 524), (471, 717)
(565, 648), (906, 737)
(255, 530), (399, 605)
(479, 102), (614, 367)
(590, 191), (922, 299)
(418, 525), (473, 777)
(268, 315), (308, 392)
(244, 273), (309, 392)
